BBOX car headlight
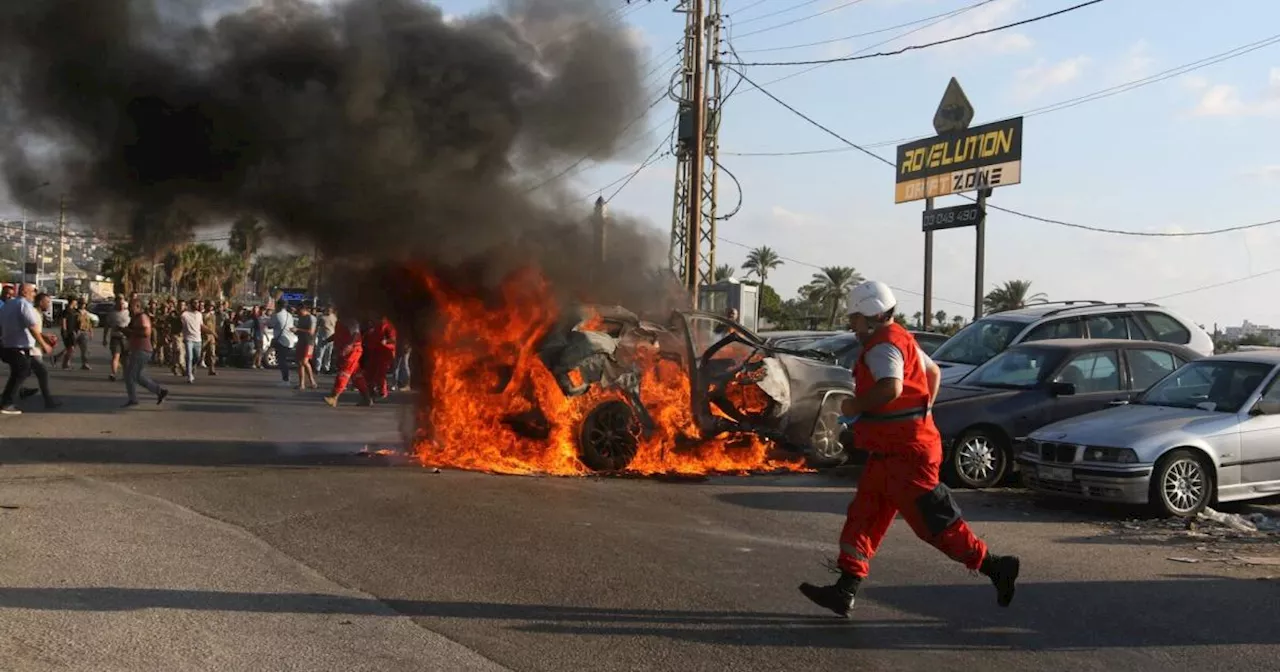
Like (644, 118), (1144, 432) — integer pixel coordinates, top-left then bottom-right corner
(1083, 446), (1139, 464)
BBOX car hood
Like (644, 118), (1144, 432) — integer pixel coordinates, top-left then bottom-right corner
(1029, 404), (1240, 451)
(934, 384), (1017, 405)
(937, 362), (976, 383)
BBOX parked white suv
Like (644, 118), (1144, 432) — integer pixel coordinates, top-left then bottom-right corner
(931, 301), (1214, 383)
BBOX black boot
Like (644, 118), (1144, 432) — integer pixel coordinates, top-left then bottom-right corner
(799, 571), (860, 618)
(980, 553), (1020, 607)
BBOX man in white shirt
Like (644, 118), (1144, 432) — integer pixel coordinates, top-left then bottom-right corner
(180, 301), (204, 383)
(0, 284), (52, 414)
(269, 303), (296, 386)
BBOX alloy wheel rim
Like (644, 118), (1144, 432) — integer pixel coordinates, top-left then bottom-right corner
(812, 410), (843, 459)
(1162, 458), (1205, 514)
(958, 436), (997, 483)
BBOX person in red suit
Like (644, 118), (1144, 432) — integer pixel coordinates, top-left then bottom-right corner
(798, 280), (1020, 619)
(361, 317), (397, 401)
(323, 315), (367, 407)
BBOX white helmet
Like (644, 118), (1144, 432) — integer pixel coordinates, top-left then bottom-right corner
(846, 281), (897, 317)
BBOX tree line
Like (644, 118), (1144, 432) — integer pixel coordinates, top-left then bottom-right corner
(719, 246), (1048, 333)
(99, 215), (315, 299)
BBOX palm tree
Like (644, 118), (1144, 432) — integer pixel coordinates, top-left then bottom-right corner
(183, 243), (226, 297)
(251, 254), (314, 292)
(952, 314), (965, 328)
(912, 311), (923, 328)
(100, 244), (150, 296)
(934, 310), (947, 328)
(984, 280), (1048, 314)
(741, 246), (783, 290)
(802, 266), (863, 328)
(713, 264), (735, 282)
(228, 216), (266, 294)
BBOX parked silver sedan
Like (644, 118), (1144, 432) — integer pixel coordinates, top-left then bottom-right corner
(1018, 350), (1280, 517)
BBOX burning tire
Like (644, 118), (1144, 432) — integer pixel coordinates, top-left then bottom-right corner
(578, 400), (641, 472)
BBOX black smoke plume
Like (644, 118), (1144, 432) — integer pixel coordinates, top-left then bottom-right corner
(0, 0), (675, 311)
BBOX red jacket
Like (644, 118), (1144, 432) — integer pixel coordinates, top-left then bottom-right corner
(362, 319), (396, 356)
(852, 323), (940, 452)
(334, 319), (362, 354)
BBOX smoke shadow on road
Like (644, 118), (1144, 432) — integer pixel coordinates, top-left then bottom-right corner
(0, 438), (413, 468)
(714, 488), (1106, 525)
(0, 578), (1277, 651)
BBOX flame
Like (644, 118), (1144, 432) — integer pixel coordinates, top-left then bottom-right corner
(408, 268), (806, 477)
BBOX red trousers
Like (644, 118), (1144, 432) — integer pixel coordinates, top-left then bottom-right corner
(332, 348), (368, 397)
(364, 352), (394, 398)
(838, 443), (987, 578)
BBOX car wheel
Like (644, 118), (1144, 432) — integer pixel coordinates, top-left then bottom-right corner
(805, 394), (849, 468)
(1150, 449), (1213, 517)
(945, 428), (1009, 489)
(577, 400), (641, 472)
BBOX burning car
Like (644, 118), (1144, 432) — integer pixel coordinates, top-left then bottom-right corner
(538, 305), (855, 471)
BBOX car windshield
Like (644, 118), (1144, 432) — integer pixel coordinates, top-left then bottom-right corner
(1138, 360), (1275, 413)
(805, 332), (859, 354)
(961, 346), (1064, 389)
(930, 319), (1025, 366)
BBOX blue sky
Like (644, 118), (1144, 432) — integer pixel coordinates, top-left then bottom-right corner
(502, 0), (1280, 330)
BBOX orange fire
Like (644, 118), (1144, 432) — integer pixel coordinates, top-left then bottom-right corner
(407, 268), (806, 477)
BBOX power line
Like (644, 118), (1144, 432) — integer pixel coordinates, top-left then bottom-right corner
(730, 0), (1107, 66)
(733, 0), (872, 39)
(718, 235), (973, 308)
(747, 0), (995, 92)
(727, 66), (1280, 239)
(732, 0), (825, 26)
(727, 0), (772, 17)
(1142, 267), (1280, 303)
(735, 0), (994, 53)
(598, 134), (673, 203)
(725, 33), (1280, 156)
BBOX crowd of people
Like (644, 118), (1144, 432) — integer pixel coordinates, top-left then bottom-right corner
(0, 283), (416, 414)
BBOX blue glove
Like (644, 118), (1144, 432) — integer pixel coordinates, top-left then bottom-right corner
(837, 414), (860, 427)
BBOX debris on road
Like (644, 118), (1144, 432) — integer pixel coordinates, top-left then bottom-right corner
(1167, 557), (1200, 563)
(1196, 507), (1280, 533)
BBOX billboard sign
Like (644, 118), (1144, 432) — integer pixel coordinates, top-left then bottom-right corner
(894, 117), (1023, 204)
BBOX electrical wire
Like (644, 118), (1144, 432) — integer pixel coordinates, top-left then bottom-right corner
(748, 0), (995, 92)
(710, 159), (744, 220)
(725, 33), (1280, 156)
(730, 0), (1107, 66)
(733, 0), (872, 39)
(600, 132), (674, 203)
(726, 66), (1280, 239)
(735, 0), (996, 53)
(1142, 267), (1280, 302)
(732, 0), (826, 26)
(717, 235), (973, 308)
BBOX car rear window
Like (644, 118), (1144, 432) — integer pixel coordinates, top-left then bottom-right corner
(1138, 312), (1191, 345)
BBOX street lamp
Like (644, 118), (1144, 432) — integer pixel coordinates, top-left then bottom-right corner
(18, 181), (51, 285)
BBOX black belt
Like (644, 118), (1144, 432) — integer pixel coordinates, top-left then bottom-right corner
(859, 406), (929, 423)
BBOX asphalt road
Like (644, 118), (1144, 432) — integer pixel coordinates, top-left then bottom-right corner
(2, 352), (1279, 671)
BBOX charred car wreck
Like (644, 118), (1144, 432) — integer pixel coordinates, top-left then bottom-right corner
(537, 305), (855, 471)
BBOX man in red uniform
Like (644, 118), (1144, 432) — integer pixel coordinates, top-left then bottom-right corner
(362, 316), (397, 401)
(800, 281), (1020, 617)
(323, 315), (368, 407)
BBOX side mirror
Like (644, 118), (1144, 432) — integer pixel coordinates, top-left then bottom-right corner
(1049, 381), (1076, 397)
(1250, 400), (1280, 416)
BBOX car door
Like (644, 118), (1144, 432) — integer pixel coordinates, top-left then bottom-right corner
(675, 312), (774, 435)
(1238, 370), (1280, 488)
(1047, 349), (1126, 423)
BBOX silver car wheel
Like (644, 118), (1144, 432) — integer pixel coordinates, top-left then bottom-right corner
(810, 409), (843, 460)
(958, 436), (996, 483)
(1162, 458), (1206, 515)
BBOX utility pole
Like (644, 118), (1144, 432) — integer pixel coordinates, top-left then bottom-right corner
(592, 196), (608, 284)
(57, 195), (66, 293)
(668, 0), (720, 308)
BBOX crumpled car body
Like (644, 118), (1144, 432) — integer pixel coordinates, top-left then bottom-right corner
(538, 305), (855, 470)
